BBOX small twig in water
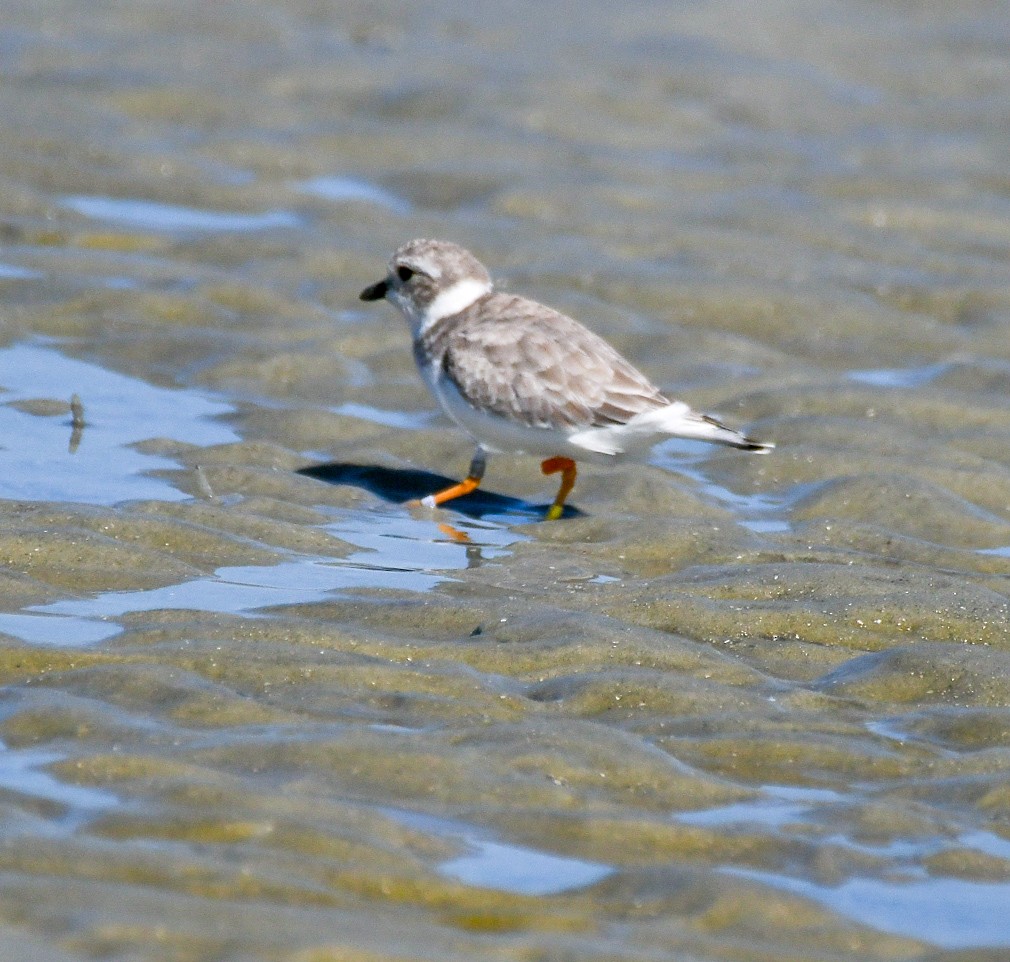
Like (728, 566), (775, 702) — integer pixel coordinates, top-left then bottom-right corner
(194, 464), (215, 500)
(70, 393), (86, 429)
(68, 393), (86, 454)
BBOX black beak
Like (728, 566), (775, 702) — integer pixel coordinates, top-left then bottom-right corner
(359, 278), (389, 301)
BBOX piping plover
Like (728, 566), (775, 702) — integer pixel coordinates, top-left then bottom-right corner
(360, 239), (772, 519)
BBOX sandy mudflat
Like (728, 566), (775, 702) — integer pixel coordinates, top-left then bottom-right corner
(1, 0), (1009, 958)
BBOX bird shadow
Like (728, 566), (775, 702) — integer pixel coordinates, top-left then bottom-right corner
(297, 462), (583, 520)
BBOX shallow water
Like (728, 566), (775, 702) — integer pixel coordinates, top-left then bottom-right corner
(1, 0), (1010, 959)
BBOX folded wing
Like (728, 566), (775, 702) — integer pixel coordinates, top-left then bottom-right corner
(441, 294), (669, 431)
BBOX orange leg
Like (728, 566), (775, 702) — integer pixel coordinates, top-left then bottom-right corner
(541, 456), (577, 520)
(421, 448), (486, 509)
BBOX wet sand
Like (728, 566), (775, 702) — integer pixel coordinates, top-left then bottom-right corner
(2, 0), (1010, 958)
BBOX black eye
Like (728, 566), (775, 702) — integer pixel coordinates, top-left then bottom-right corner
(396, 266), (414, 283)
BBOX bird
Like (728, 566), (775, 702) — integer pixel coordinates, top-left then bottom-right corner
(359, 239), (772, 520)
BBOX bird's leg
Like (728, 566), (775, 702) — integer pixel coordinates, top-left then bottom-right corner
(541, 456), (577, 520)
(421, 447), (487, 508)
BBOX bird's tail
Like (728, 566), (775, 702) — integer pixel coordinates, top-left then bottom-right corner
(566, 400), (773, 457)
(638, 402), (774, 452)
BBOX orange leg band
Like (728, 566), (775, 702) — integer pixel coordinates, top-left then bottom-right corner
(541, 456), (577, 520)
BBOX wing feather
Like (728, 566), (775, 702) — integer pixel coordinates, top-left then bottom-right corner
(440, 294), (668, 430)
